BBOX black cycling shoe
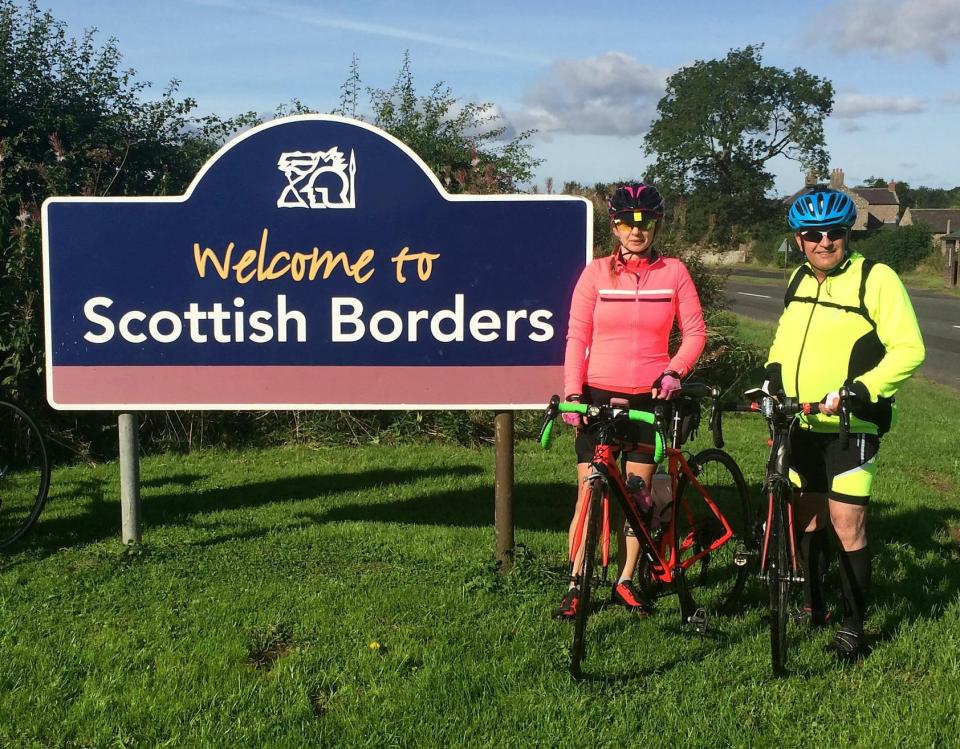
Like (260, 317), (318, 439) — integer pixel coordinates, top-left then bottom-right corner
(552, 587), (581, 621)
(611, 579), (653, 615)
(791, 606), (833, 628)
(825, 627), (871, 662)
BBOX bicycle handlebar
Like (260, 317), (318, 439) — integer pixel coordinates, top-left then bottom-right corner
(539, 395), (663, 463)
(709, 392), (853, 449)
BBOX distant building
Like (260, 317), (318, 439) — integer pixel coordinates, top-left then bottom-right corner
(900, 207), (960, 253)
(784, 169), (900, 230)
(900, 207), (960, 238)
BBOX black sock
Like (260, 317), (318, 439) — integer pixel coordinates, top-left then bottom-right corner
(837, 546), (871, 633)
(800, 528), (830, 612)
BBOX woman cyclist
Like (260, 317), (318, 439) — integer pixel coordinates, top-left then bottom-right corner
(554, 183), (706, 620)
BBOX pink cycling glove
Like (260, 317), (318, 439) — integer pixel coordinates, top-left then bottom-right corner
(652, 371), (682, 400)
(562, 395), (582, 427)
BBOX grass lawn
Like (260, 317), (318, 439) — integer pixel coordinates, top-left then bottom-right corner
(2, 375), (959, 747)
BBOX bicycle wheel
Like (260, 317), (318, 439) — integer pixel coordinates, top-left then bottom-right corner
(674, 448), (753, 616)
(570, 480), (604, 680)
(0, 401), (50, 549)
(768, 490), (790, 676)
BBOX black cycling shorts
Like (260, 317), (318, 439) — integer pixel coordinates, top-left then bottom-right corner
(574, 386), (668, 465)
(788, 427), (880, 506)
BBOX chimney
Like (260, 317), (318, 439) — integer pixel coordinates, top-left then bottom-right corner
(830, 168), (844, 189)
(805, 169), (818, 187)
(888, 179), (897, 194)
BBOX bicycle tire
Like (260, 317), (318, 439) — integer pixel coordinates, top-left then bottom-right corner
(674, 448), (753, 616)
(768, 490), (790, 676)
(570, 480), (604, 680)
(0, 401), (51, 549)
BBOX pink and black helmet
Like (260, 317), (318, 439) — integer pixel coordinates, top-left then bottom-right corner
(607, 183), (666, 219)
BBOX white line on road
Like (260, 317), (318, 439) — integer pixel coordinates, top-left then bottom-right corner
(737, 291), (773, 299)
(954, 325), (960, 329)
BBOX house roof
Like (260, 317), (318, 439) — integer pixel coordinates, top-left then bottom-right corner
(850, 187), (899, 206)
(907, 208), (960, 233)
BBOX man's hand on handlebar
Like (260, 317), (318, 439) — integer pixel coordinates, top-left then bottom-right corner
(820, 381), (869, 416)
(744, 385), (781, 403)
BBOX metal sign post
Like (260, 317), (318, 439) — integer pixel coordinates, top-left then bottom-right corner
(494, 411), (515, 571)
(118, 412), (141, 544)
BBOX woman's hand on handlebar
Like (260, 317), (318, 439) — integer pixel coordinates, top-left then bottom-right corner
(651, 371), (681, 400)
(562, 394), (583, 426)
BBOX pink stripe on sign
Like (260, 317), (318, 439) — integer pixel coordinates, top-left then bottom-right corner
(50, 365), (564, 409)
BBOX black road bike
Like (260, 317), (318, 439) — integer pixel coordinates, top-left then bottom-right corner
(711, 387), (854, 676)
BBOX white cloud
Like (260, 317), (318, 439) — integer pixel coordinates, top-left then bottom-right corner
(833, 94), (926, 118)
(510, 52), (668, 138)
(825, 0), (960, 63)
(943, 92), (960, 106)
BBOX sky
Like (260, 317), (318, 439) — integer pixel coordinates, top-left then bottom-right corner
(38, 0), (960, 197)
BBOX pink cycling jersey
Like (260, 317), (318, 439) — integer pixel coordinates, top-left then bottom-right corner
(563, 250), (706, 397)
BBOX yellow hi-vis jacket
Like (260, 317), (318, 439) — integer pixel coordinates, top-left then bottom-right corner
(765, 252), (925, 435)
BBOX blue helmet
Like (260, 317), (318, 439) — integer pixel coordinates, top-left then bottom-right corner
(787, 187), (857, 230)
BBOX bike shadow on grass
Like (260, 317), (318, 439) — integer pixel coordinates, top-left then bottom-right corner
(6, 465), (490, 560)
(867, 500), (960, 637)
(295, 482), (576, 532)
(568, 603), (736, 685)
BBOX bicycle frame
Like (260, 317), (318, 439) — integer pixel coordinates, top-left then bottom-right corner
(568, 439), (734, 625)
(758, 423), (801, 581)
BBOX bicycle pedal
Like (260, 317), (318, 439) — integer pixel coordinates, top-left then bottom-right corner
(688, 608), (709, 634)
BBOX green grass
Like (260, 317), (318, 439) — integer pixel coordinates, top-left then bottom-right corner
(2, 376), (959, 747)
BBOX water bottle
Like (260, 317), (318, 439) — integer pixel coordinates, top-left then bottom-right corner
(625, 473), (655, 525)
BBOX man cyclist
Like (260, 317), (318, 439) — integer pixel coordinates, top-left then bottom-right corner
(763, 186), (925, 661)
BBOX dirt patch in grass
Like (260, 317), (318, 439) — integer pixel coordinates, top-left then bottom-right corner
(920, 471), (957, 496)
(309, 687), (335, 717)
(247, 621), (294, 671)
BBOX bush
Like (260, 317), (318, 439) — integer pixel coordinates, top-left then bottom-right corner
(851, 225), (934, 273)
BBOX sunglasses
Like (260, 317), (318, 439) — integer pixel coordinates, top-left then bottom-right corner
(613, 212), (657, 232)
(799, 227), (847, 244)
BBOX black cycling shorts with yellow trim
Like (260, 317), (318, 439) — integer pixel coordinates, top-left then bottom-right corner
(787, 427), (879, 505)
(574, 386), (669, 465)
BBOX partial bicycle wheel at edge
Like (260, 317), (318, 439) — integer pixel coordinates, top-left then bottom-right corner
(570, 481), (604, 680)
(0, 401), (51, 549)
(674, 448), (753, 616)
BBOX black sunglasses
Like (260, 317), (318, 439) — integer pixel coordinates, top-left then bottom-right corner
(799, 227), (847, 244)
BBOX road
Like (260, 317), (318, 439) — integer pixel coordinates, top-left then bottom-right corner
(725, 269), (960, 388)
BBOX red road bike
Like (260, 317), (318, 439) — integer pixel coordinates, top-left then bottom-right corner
(540, 384), (753, 679)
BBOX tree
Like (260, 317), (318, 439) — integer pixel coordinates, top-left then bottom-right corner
(0, 0), (245, 424)
(852, 225), (934, 273)
(363, 52), (540, 194)
(644, 45), (833, 240)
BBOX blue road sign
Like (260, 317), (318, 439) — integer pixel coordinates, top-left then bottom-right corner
(42, 115), (591, 409)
